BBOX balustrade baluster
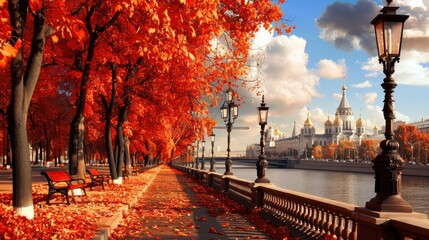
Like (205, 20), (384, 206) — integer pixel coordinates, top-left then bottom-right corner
(318, 210), (326, 234)
(329, 213), (338, 236)
(304, 205), (312, 228)
(273, 194), (279, 217)
(335, 215), (344, 239)
(342, 217), (351, 240)
(310, 206), (318, 232)
(323, 212), (331, 234)
(349, 218), (358, 240)
(293, 202), (299, 225)
(280, 196), (286, 221)
(300, 204), (307, 228)
(286, 200), (292, 223)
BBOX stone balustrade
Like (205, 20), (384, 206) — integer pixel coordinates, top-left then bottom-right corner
(174, 164), (429, 239)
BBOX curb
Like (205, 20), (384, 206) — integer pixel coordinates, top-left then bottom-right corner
(92, 168), (159, 240)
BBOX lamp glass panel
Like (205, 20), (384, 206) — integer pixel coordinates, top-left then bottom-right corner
(210, 134), (215, 142)
(202, 141), (205, 147)
(385, 21), (403, 56)
(375, 21), (385, 58)
(220, 105), (228, 120)
(259, 108), (268, 124)
(233, 104), (239, 119)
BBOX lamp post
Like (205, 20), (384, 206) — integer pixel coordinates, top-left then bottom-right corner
(195, 141), (199, 169)
(255, 95), (270, 183)
(187, 145), (191, 167)
(201, 140), (206, 170)
(366, 0), (411, 212)
(220, 88), (239, 175)
(209, 132), (216, 172)
(425, 148), (428, 165)
(191, 143), (195, 168)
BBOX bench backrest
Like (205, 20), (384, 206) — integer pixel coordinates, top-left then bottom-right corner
(41, 170), (71, 182)
(87, 169), (100, 176)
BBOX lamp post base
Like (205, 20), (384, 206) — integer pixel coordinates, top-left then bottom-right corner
(224, 158), (233, 175)
(255, 177), (270, 183)
(366, 194), (412, 212)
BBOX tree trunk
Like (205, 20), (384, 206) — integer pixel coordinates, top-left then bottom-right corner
(68, 4), (120, 181)
(124, 136), (131, 174)
(113, 86), (130, 182)
(68, 115), (86, 180)
(68, 31), (97, 180)
(8, 1), (47, 219)
(6, 131), (11, 166)
(102, 63), (118, 181)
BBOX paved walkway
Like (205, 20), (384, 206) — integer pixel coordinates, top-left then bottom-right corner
(110, 165), (270, 239)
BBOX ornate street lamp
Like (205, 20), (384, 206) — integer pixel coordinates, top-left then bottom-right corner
(201, 140), (206, 170)
(190, 143), (194, 168)
(209, 132), (216, 172)
(366, 0), (411, 212)
(187, 145), (191, 167)
(220, 88), (239, 175)
(195, 140), (199, 170)
(255, 95), (270, 183)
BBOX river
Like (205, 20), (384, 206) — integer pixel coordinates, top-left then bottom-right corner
(215, 163), (429, 215)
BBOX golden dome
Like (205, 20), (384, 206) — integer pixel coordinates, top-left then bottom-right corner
(304, 113), (313, 127)
(334, 114), (342, 126)
(325, 116), (333, 126)
(356, 116), (364, 126)
(274, 128), (279, 136)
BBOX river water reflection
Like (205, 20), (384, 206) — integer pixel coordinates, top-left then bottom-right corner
(216, 164), (429, 215)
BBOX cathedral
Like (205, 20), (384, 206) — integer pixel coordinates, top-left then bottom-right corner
(246, 83), (383, 158)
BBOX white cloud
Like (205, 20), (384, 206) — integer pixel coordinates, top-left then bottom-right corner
(352, 80), (372, 88)
(362, 51), (429, 86)
(333, 93), (342, 100)
(250, 34), (320, 117)
(317, 59), (347, 79)
(365, 104), (410, 131)
(397, 0), (427, 11)
(364, 92), (378, 104)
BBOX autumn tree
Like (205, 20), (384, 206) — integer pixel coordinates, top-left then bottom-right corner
(360, 139), (379, 161)
(323, 143), (337, 160)
(0, 0), (73, 219)
(395, 124), (429, 163)
(312, 145), (322, 160)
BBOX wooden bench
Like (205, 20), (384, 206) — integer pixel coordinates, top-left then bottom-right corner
(86, 169), (110, 190)
(131, 165), (145, 175)
(41, 170), (87, 205)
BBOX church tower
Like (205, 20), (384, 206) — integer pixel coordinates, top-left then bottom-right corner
(356, 111), (365, 136)
(291, 121), (297, 137)
(324, 114), (333, 135)
(303, 112), (314, 136)
(336, 82), (354, 137)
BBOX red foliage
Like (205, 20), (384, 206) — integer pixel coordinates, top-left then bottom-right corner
(0, 170), (156, 239)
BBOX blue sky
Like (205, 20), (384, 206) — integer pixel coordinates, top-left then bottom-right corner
(206, 0), (429, 156)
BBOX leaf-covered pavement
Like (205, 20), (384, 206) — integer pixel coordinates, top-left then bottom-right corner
(0, 165), (298, 239)
(0, 167), (157, 239)
(111, 165), (297, 239)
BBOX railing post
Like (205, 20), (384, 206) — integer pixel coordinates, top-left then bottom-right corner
(356, 207), (427, 239)
(207, 172), (213, 187)
(221, 176), (230, 192)
(251, 185), (264, 209)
